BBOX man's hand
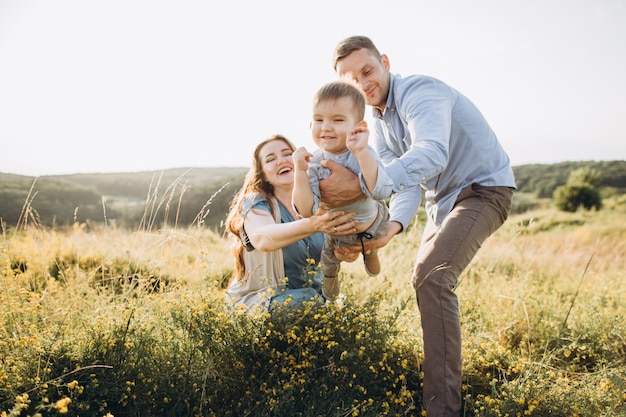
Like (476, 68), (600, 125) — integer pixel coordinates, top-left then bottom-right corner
(333, 221), (402, 260)
(319, 159), (364, 208)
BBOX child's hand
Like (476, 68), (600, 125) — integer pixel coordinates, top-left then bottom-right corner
(293, 147), (312, 171)
(346, 125), (369, 154)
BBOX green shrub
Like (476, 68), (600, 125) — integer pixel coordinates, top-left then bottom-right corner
(553, 183), (602, 212)
(553, 167), (603, 212)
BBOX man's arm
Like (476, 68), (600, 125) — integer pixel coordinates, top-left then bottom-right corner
(318, 159), (365, 208)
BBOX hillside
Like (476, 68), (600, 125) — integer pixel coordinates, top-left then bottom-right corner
(1, 160), (624, 231)
(0, 167), (248, 231)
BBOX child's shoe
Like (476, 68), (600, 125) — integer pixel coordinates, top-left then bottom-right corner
(364, 252), (380, 277)
(322, 276), (339, 301)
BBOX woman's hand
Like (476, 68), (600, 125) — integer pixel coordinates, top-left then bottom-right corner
(309, 208), (358, 235)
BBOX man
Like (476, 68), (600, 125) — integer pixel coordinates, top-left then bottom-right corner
(320, 35), (516, 416)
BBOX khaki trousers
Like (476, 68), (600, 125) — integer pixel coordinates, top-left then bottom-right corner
(412, 184), (513, 416)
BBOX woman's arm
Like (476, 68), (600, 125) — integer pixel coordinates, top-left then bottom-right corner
(244, 207), (358, 252)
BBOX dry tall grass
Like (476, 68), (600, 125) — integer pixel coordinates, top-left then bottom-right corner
(1, 201), (625, 416)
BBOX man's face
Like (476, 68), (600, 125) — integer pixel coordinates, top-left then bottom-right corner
(336, 48), (390, 111)
(310, 96), (359, 155)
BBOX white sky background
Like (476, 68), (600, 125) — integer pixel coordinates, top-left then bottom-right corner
(0, 0), (625, 177)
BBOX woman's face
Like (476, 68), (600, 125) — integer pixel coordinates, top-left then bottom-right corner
(259, 139), (295, 189)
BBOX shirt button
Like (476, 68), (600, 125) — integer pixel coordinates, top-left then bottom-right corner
(399, 185), (405, 190)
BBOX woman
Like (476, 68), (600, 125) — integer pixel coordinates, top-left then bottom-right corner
(225, 134), (356, 313)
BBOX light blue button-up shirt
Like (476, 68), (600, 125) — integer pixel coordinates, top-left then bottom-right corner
(373, 73), (516, 229)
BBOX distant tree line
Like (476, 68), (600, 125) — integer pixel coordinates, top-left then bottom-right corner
(1, 161), (624, 232)
(512, 160), (626, 197)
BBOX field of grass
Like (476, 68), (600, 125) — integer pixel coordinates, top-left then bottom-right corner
(1, 201), (625, 416)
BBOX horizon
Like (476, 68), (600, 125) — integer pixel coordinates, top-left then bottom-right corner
(2, 158), (625, 179)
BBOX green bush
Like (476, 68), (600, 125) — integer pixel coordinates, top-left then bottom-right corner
(553, 183), (602, 212)
(553, 167), (602, 212)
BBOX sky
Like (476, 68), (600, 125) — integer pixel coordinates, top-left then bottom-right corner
(1, 0), (625, 177)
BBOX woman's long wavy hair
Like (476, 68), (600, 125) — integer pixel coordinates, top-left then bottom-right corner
(225, 134), (296, 282)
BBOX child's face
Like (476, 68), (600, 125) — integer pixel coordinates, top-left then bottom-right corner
(310, 96), (359, 155)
